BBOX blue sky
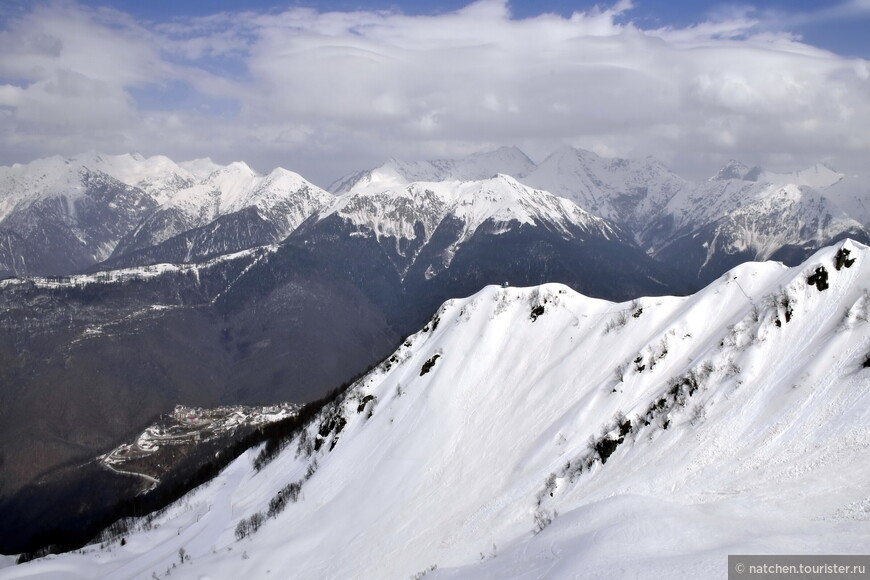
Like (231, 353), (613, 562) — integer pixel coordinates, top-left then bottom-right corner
(0, 0), (868, 185)
(73, 0), (870, 58)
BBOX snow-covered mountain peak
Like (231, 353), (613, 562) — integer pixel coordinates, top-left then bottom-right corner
(260, 167), (318, 191)
(224, 160), (257, 176)
(466, 145), (535, 172)
(709, 159), (844, 190)
(522, 146), (689, 239)
(710, 159), (763, 182)
(230, 167), (334, 218)
(328, 146), (537, 194)
(0, 155), (99, 221)
(321, 173), (615, 253)
(542, 143), (600, 164)
(80, 152), (199, 201)
(177, 157), (223, 181)
(0, 151), (214, 212)
(321, 180), (455, 245)
(451, 173), (608, 235)
(164, 160), (259, 214)
(761, 162), (844, 189)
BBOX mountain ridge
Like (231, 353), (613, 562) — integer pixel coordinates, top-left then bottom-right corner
(6, 239), (868, 578)
(333, 146), (870, 282)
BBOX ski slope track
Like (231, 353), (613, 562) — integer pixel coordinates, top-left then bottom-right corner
(4, 241), (870, 579)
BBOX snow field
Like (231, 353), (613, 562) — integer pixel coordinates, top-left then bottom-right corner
(5, 241), (870, 580)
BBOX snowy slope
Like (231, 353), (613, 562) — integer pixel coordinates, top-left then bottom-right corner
(0, 159), (161, 276)
(0, 154), (333, 273)
(7, 239), (869, 579)
(308, 174), (623, 280)
(522, 149), (867, 267)
(0, 153), (202, 222)
(236, 168), (334, 238)
(0, 155), (141, 224)
(321, 174), (618, 247)
(693, 159), (852, 234)
(112, 164), (333, 258)
(328, 146), (537, 194)
(760, 163), (844, 189)
(656, 171), (870, 283)
(76, 152), (203, 203)
(120, 161), (261, 250)
(335, 147), (867, 278)
(0, 153), (214, 275)
(514, 146), (691, 243)
(664, 182), (866, 255)
(710, 185), (863, 259)
(825, 178), (870, 230)
(708, 159), (844, 189)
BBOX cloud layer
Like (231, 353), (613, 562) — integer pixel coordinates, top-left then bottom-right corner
(0, 0), (868, 185)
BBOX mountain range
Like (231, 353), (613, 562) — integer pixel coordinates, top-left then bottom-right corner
(2, 147), (867, 284)
(336, 146), (870, 284)
(3, 240), (868, 578)
(0, 165), (679, 504)
(0, 146), (868, 562)
(0, 153), (332, 277)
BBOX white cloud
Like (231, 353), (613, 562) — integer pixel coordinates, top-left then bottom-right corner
(0, 0), (868, 185)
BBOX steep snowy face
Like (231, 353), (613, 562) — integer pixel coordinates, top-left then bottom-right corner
(0, 161), (159, 276)
(0, 153), (202, 220)
(314, 174), (620, 274)
(236, 168), (334, 238)
(13, 240), (869, 580)
(323, 181), (453, 244)
(0, 156), (95, 222)
(326, 174), (616, 242)
(656, 179), (870, 283)
(709, 159), (764, 182)
(0, 154), (238, 275)
(668, 179), (860, 239)
(334, 147), (864, 275)
(703, 185), (865, 259)
(160, 161), (260, 223)
(444, 174), (621, 247)
(73, 152), (201, 202)
(112, 164), (332, 259)
(823, 177), (870, 230)
(328, 146), (537, 194)
(759, 163), (844, 189)
(521, 145), (690, 243)
(706, 159), (843, 190)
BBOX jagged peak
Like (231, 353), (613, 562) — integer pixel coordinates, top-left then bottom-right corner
(544, 144), (601, 162)
(320, 173), (614, 254)
(710, 159), (763, 182)
(760, 162), (844, 189)
(330, 147), (538, 194)
(250, 168), (333, 205)
(222, 160), (257, 176)
(264, 166), (308, 182)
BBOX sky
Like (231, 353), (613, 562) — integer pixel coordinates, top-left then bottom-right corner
(0, 0), (868, 187)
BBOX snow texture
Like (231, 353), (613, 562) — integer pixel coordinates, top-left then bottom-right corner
(332, 146), (868, 261)
(5, 239), (869, 580)
(319, 173), (618, 253)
